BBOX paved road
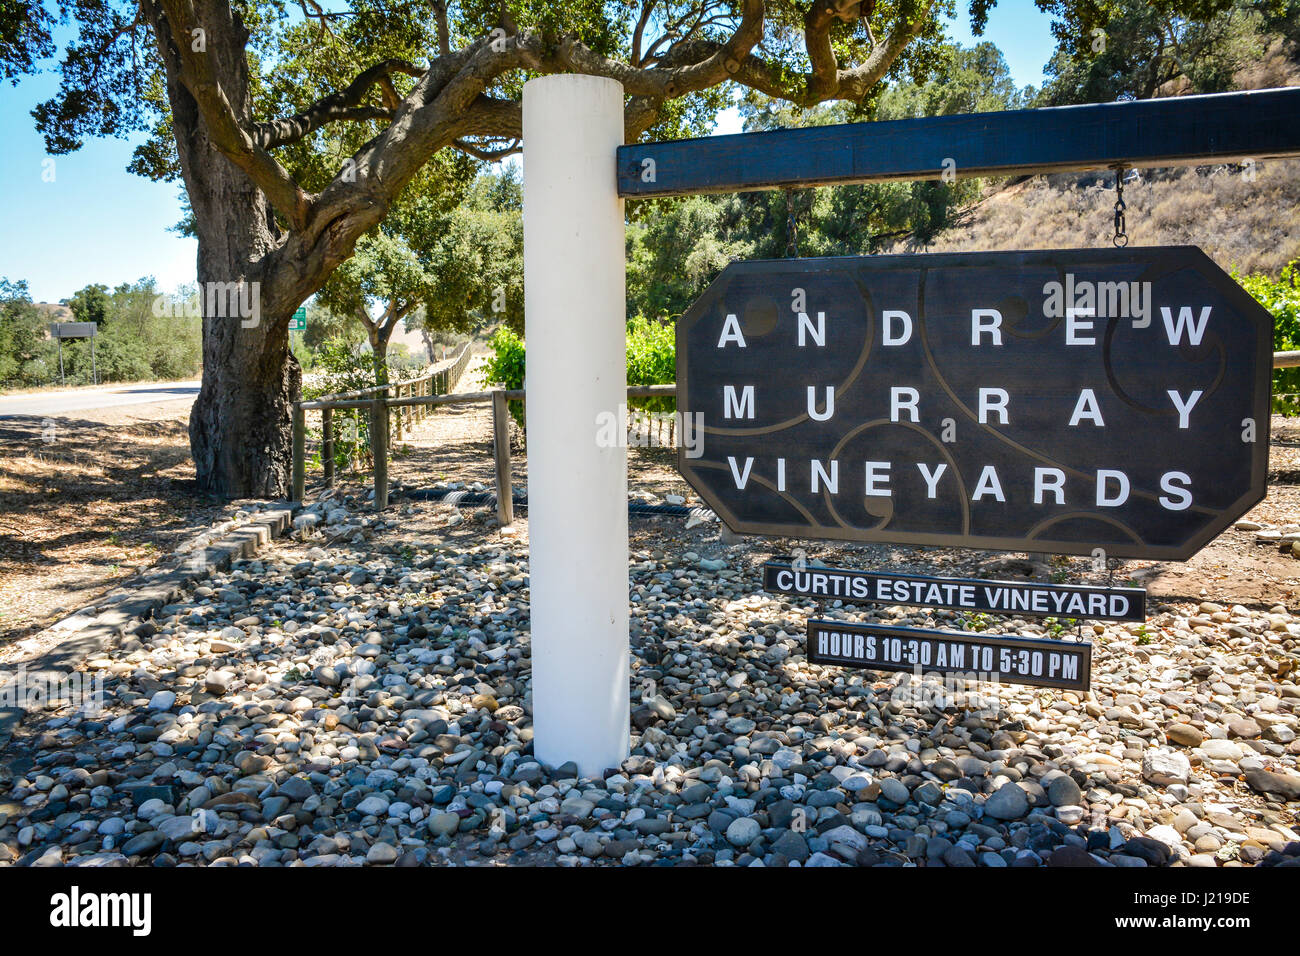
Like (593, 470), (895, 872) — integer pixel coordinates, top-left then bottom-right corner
(0, 381), (201, 419)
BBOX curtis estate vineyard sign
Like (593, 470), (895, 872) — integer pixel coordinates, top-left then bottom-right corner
(676, 247), (1273, 561)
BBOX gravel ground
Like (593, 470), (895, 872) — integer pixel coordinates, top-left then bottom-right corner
(1, 370), (1297, 868)
(0, 481), (1296, 868)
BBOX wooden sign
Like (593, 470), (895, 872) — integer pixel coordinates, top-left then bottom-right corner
(764, 561), (1145, 622)
(807, 620), (1092, 691)
(675, 247), (1273, 560)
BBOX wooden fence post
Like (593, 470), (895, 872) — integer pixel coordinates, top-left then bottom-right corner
(292, 404), (306, 502)
(371, 395), (389, 510)
(322, 407), (335, 488)
(393, 382), (405, 443)
(492, 389), (514, 526)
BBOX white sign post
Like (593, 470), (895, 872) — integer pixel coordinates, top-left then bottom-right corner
(522, 75), (630, 775)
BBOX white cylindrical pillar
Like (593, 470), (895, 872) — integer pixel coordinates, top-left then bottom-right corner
(523, 74), (629, 776)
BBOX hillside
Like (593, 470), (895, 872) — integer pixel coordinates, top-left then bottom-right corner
(882, 158), (1300, 276)
(885, 39), (1300, 277)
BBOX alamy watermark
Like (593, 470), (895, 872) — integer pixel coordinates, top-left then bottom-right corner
(50, 886), (150, 936)
(152, 281), (261, 328)
(888, 663), (1004, 710)
(596, 404), (705, 458)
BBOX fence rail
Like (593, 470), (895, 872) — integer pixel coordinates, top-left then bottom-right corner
(1274, 351), (1300, 369)
(291, 349), (1300, 524)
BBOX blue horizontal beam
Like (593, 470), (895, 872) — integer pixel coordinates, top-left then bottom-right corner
(617, 87), (1300, 197)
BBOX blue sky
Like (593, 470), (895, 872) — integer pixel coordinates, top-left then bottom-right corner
(0, 1), (1057, 303)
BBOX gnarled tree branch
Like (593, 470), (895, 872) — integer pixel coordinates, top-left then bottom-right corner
(253, 58), (421, 149)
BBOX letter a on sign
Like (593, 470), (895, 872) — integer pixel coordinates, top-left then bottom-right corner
(718, 314), (746, 348)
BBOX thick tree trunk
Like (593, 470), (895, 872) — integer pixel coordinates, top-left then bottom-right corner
(187, 281), (300, 498)
(152, 0), (301, 498)
(367, 310), (398, 386)
(371, 337), (389, 386)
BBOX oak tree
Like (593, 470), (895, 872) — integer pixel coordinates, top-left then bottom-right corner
(24, 0), (975, 497)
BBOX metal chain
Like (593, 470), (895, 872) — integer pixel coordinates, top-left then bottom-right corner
(784, 188), (799, 258)
(1112, 166), (1129, 247)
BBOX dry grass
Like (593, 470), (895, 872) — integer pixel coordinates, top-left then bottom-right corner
(0, 414), (222, 649)
(886, 159), (1300, 276)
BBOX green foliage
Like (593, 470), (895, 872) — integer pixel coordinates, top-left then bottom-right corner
(301, 299), (364, 357)
(483, 327), (526, 391)
(625, 316), (677, 414)
(0, 0), (54, 84)
(67, 284), (110, 325)
(626, 196), (752, 321)
(0, 278), (201, 389)
(0, 278), (48, 387)
(874, 42), (1035, 117)
(415, 168), (525, 337)
(302, 333), (430, 472)
(1044, 617), (1077, 637)
(1034, 0), (1274, 105)
(303, 339), (380, 472)
(484, 316), (679, 428)
(1235, 259), (1300, 414)
(315, 165), (522, 383)
(482, 327), (526, 427)
(627, 42), (1028, 322)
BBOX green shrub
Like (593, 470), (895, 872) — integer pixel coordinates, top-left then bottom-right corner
(1235, 259), (1300, 415)
(484, 318), (679, 430)
(482, 327), (526, 426)
(304, 339), (377, 471)
(303, 338), (427, 473)
(625, 315), (676, 414)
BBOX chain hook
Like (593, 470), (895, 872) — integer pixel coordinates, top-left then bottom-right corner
(1112, 164), (1129, 248)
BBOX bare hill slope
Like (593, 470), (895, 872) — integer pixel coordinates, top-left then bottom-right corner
(883, 159), (1300, 276)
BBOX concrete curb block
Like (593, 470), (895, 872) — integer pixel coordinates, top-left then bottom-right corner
(0, 503), (298, 753)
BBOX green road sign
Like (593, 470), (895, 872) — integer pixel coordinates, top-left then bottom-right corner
(290, 307), (307, 332)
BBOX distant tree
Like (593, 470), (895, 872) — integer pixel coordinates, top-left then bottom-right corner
(874, 41), (1033, 116)
(315, 162), (522, 383)
(1034, 0), (1274, 104)
(67, 284), (111, 325)
(415, 166), (524, 338)
(627, 195), (753, 320)
(627, 41), (1031, 319)
(42, 279), (202, 385)
(0, 278), (48, 387)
